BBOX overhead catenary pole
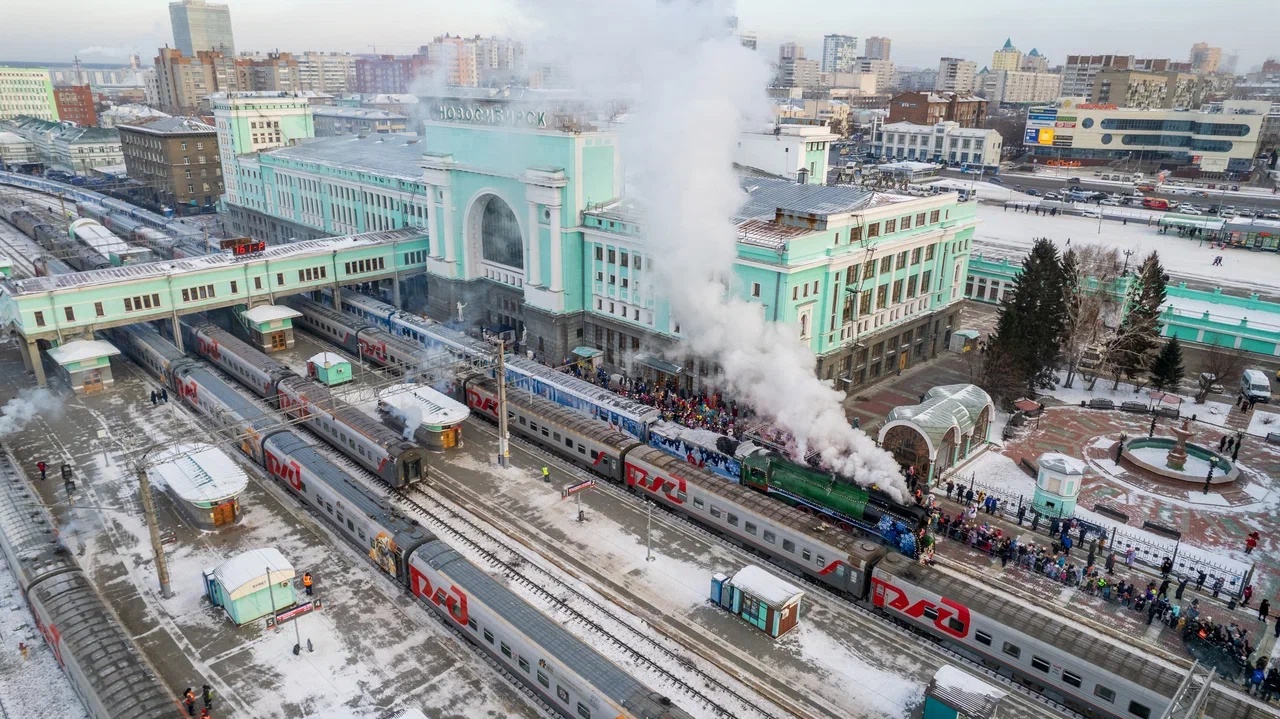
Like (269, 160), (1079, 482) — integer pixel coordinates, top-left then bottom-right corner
(645, 500), (656, 562)
(496, 338), (511, 468)
(137, 464), (172, 598)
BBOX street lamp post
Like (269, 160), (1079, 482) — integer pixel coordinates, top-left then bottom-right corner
(645, 501), (656, 563)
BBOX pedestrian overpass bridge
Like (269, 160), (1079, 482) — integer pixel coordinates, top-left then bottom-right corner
(0, 227), (430, 386)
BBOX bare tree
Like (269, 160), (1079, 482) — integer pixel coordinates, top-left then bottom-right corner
(1059, 245), (1125, 388)
(1194, 345), (1248, 403)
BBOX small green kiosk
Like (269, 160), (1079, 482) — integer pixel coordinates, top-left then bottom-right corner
(204, 548), (297, 625)
(924, 666), (1006, 719)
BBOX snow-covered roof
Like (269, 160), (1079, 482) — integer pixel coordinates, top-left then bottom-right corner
(378, 384), (471, 427)
(730, 564), (804, 606)
(46, 339), (121, 366)
(241, 304), (302, 323)
(930, 666), (1005, 718)
(308, 352), (348, 367)
(212, 548), (295, 601)
(1038, 452), (1087, 476)
(880, 384), (994, 458)
(151, 443), (248, 504)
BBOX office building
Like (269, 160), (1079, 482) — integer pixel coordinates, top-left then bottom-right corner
(1091, 69), (1203, 109)
(1060, 55), (1175, 99)
(0, 67), (58, 121)
(217, 95), (976, 385)
(297, 52), (356, 94)
(822, 35), (858, 74)
(312, 107), (408, 136)
(980, 70), (1062, 106)
(1189, 43), (1222, 75)
(53, 85), (96, 126)
(992, 39), (1022, 72)
(169, 0), (235, 56)
(863, 37), (891, 61)
(118, 116), (222, 212)
(1020, 49), (1049, 73)
(936, 58), (978, 93)
(1023, 99), (1264, 174)
(871, 120), (1003, 169)
(736, 121), (838, 182)
(888, 91), (987, 127)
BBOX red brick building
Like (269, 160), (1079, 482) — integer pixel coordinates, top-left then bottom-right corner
(887, 91), (987, 128)
(53, 85), (97, 126)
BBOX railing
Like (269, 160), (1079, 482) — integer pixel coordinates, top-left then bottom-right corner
(936, 471), (1252, 598)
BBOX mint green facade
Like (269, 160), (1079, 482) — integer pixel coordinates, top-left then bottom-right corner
(1161, 283), (1280, 356)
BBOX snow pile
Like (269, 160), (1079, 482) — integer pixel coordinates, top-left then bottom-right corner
(0, 387), (62, 437)
(526, 0), (907, 500)
(1247, 409), (1280, 438)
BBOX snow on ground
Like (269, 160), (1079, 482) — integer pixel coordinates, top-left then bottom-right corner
(0, 557), (89, 719)
(952, 449), (1035, 497)
(1247, 408), (1280, 438)
(1037, 372), (1234, 426)
(972, 203), (1280, 295)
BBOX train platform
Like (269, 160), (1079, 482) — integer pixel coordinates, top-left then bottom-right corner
(0, 339), (538, 718)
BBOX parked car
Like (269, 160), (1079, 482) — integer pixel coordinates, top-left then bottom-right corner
(1081, 208), (1102, 218)
(1044, 192), (1061, 200)
(1100, 199), (1120, 206)
(1068, 176), (1083, 184)
(1266, 211), (1280, 220)
(1181, 207), (1204, 215)
(1014, 184), (1024, 191)
(1236, 208), (1256, 218)
(1025, 188), (1041, 196)
(989, 176), (1004, 185)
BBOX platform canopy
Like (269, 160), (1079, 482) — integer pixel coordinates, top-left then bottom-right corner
(151, 442), (249, 504)
(212, 548), (295, 602)
(378, 384), (470, 427)
(46, 339), (121, 367)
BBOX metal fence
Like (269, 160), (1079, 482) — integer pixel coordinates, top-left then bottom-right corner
(936, 470), (1252, 599)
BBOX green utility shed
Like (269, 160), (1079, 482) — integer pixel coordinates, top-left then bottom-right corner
(204, 548), (296, 625)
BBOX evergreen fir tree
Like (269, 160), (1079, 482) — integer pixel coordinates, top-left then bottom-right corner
(984, 238), (1068, 401)
(1149, 337), (1185, 392)
(1111, 252), (1167, 386)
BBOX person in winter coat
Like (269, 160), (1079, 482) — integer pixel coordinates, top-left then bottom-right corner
(1158, 577), (1171, 599)
(202, 685), (213, 710)
(1176, 575), (1191, 600)
(183, 688), (196, 716)
(1245, 532), (1260, 554)
(1125, 545), (1136, 567)
(1195, 569), (1207, 591)
(1105, 552), (1116, 575)
(1258, 598), (1271, 622)
(1242, 585), (1254, 606)
(1212, 576), (1225, 598)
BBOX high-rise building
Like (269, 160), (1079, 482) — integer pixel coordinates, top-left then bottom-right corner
(980, 70), (1062, 106)
(297, 52), (356, 94)
(1189, 43), (1222, 75)
(53, 85), (97, 126)
(169, 0), (235, 56)
(821, 35), (858, 73)
(779, 58), (821, 88)
(991, 39), (1022, 72)
(1091, 69), (1204, 109)
(0, 67), (58, 121)
(427, 35), (480, 88)
(863, 37), (891, 61)
(1061, 55), (1173, 98)
(1020, 48), (1049, 73)
(854, 58), (896, 92)
(936, 58), (978, 92)
(779, 42), (804, 63)
(354, 53), (430, 94)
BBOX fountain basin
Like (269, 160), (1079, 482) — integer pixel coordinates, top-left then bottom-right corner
(1119, 437), (1240, 485)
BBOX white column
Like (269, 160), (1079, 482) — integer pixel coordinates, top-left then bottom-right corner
(549, 204), (563, 293)
(526, 201), (542, 286)
(441, 186), (456, 264)
(427, 187), (443, 258)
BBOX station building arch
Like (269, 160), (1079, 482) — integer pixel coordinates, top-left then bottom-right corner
(463, 190), (525, 282)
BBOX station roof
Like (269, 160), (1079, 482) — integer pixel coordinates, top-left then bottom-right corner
(378, 384), (470, 426)
(312, 106), (408, 121)
(308, 351), (348, 367)
(1, 227), (420, 296)
(1038, 452), (1087, 476)
(241, 304), (301, 323)
(212, 548), (294, 601)
(880, 383), (994, 456)
(264, 134), (427, 181)
(930, 666), (1005, 719)
(46, 338), (120, 366)
(730, 564), (804, 606)
(152, 443), (248, 504)
(119, 116), (216, 135)
(735, 177), (878, 223)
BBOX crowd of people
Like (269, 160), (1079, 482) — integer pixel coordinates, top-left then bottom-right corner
(561, 362), (754, 439)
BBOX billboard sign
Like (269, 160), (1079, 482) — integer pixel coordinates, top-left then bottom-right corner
(1037, 128), (1056, 145)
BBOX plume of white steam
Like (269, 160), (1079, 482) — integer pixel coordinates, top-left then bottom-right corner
(0, 387), (63, 437)
(524, 0), (908, 500)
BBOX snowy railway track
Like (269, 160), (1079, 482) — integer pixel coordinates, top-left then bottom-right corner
(191, 358), (781, 719)
(464, 418), (1084, 719)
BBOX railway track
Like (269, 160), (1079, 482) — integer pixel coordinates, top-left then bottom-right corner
(0, 218), (43, 277)
(460, 417), (1084, 719)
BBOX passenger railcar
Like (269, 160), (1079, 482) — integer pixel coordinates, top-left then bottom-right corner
(182, 322), (293, 399)
(284, 296), (425, 375)
(0, 448), (176, 719)
(115, 324), (693, 719)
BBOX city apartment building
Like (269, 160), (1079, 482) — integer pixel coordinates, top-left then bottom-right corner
(735, 121), (837, 182)
(118, 116), (222, 212)
(169, 0), (235, 56)
(1021, 48), (1049, 73)
(894, 68), (938, 92)
(888, 91), (987, 128)
(1023, 99), (1264, 174)
(821, 35), (858, 73)
(936, 58), (978, 93)
(1061, 54), (1178, 99)
(0, 67), (58, 121)
(297, 52), (356, 94)
(863, 37), (891, 61)
(216, 95), (974, 386)
(53, 85), (96, 126)
(1189, 43), (1222, 75)
(312, 107), (408, 137)
(991, 39), (1022, 72)
(779, 58), (821, 88)
(1091, 69), (1203, 109)
(871, 120), (1002, 169)
(779, 43), (804, 62)
(353, 54), (428, 94)
(854, 59), (895, 93)
(980, 70), (1062, 106)
(428, 36), (480, 88)
(210, 92), (314, 203)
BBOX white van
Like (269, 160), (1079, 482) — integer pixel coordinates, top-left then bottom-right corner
(1241, 369), (1272, 403)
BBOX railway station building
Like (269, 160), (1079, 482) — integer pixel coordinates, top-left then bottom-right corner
(216, 91), (977, 389)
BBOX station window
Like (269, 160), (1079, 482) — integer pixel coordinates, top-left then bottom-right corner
(783, 539), (795, 553)
(1002, 642), (1021, 659)
(1128, 702), (1150, 719)
(94, 302), (104, 317)
(974, 631), (992, 646)
(1093, 685), (1115, 703)
(64, 307), (74, 322)
(727, 513), (739, 526)
(276, 273), (284, 286)
(1031, 656), (1051, 673)
(483, 629), (494, 644)
(254, 277), (263, 290)
(930, 210), (940, 223)
(1063, 671), (1082, 688)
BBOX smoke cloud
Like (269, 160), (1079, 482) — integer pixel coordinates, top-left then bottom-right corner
(0, 387), (63, 437)
(524, 0), (907, 499)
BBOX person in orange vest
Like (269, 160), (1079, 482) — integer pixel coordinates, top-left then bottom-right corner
(183, 688), (196, 716)
(302, 571), (313, 596)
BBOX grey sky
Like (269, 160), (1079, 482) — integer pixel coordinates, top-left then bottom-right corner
(3, 0), (1275, 71)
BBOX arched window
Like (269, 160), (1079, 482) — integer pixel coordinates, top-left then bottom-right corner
(480, 196), (523, 269)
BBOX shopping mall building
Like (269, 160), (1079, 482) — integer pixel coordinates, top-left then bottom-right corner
(217, 92), (977, 388)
